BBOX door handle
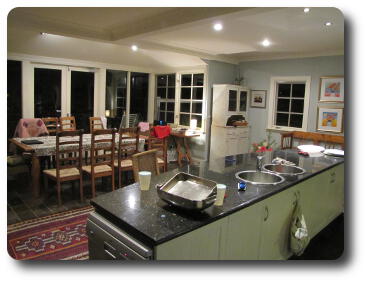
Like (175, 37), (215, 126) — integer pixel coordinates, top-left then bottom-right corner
(104, 242), (117, 260)
(264, 206), (269, 222)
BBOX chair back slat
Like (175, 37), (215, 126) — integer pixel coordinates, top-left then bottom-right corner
(90, 117), (105, 133)
(55, 130), (83, 176)
(117, 127), (140, 161)
(60, 116), (77, 131)
(132, 149), (160, 182)
(147, 126), (168, 171)
(280, 131), (344, 150)
(90, 129), (116, 170)
(42, 117), (59, 135)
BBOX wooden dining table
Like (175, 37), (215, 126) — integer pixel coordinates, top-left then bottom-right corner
(9, 134), (145, 198)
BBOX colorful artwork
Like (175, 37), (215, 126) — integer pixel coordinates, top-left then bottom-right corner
(324, 82), (341, 97)
(317, 107), (343, 133)
(322, 112), (338, 127)
(319, 77), (344, 102)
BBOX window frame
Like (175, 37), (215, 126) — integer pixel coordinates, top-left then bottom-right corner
(178, 72), (205, 129)
(154, 70), (207, 131)
(267, 76), (311, 132)
(155, 73), (176, 124)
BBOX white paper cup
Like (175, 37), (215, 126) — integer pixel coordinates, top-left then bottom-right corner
(214, 184), (226, 206)
(138, 171), (151, 191)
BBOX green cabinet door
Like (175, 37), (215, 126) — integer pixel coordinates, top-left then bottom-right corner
(327, 164), (344, 221)
(155, 218), (227, 260)
(258, 188), (296, 260)
(295, 164), (344, 239)
(220, 201), (263, 260)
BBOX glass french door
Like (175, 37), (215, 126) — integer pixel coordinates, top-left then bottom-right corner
(33, 64), (67, 118)
(32, 65), (96, 133)
(68, 68), (95, 133)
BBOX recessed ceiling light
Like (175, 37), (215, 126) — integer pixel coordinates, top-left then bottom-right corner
(303, 8), (310, 13)
(262, 39), (271, 47)
(325, 21), (333, 26)
(131, 45), (138, 51)
(213, 23), (223, 31)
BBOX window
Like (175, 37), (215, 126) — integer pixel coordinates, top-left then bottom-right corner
(105, 69), (127, 118)
(156, 74), (175, 123)
(34, 67), (62, 118)
(268, 76), (311, 131)
(130, 72), (149, 121)
(179, 73), (204, 128)
(7, 60), (22, 140)
(70, 70), (95, 133)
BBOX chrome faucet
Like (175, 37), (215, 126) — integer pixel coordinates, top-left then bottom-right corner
(256, 155), (264, 171)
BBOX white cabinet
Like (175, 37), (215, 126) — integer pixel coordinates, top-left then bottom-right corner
(212, 84), (250, 126)
(210, 84), (250, 157)
(210, 125), (249, 158)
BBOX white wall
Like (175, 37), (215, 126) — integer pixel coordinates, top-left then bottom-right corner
(239, 55), (344, 148)
(189, 59), (238, 160)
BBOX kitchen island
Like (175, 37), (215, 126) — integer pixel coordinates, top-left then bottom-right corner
(88, 150), (344, 260)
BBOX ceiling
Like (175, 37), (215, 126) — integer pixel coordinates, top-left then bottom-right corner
(7, 7), (344, 68)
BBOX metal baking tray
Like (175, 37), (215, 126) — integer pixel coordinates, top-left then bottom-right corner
(156, 172), (217, 211)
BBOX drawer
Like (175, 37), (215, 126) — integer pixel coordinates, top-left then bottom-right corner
(237, 128), (249, 137)
(226, 129), (236, 137)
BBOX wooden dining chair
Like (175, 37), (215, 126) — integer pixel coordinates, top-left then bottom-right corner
(132, 149), (160, 183)
(43, 130), (84, 206)
(82, 129), (116, 198)
(147, 126), (168, 172)
(60, 116), (77, 131)
(42, 117), (59, 135)
(89, 117), (105, 133)
(114, 127), (140, 188)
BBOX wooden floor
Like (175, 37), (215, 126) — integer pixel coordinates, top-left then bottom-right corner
(7, 163), (343, 260)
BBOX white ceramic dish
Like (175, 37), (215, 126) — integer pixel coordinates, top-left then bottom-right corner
(297, 144), (325, 153)
(324, 149), (344, 156)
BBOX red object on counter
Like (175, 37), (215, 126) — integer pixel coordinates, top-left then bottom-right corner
(153, 126), (171, 138)
(298, 150), (309, 156)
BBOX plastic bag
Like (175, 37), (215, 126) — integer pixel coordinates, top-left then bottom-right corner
(290, 200), (310, 256)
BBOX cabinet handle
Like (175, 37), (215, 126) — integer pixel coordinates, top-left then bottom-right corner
(264, 206), (269, 222)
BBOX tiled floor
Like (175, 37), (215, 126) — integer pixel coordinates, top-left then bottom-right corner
(7, 163), (343, 260)
(7, 170), (113, 225)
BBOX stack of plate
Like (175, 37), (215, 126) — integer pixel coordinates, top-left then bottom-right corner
(297, 145), (325, 157)
(324, 149), (344, 157)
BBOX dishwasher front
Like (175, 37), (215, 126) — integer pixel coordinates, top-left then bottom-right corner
(87, 212), (153, 260)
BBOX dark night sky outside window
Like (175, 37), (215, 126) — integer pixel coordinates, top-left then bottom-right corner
(131, 72), (149, 121)
(275, 82), (305, 128)
(7, 60), (22, 139)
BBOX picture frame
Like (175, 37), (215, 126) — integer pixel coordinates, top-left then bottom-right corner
(319, 76), (344, 103)
(316, 106), (344, 133)
(250, 90), (266, 108)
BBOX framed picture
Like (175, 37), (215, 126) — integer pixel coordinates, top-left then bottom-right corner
(250, 90), (266, 108)
(317, 106), (344, 133)
(319, 76), (344, 102)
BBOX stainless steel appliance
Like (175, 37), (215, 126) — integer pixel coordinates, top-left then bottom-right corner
(87, 212), (153, 260)
(156, 172), (217, 211)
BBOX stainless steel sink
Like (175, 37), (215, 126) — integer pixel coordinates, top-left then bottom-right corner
(235, 170), (285, 186)
(262, 164), (305, 177)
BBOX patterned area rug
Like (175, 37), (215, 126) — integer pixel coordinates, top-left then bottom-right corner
(7, 206), (94, 260)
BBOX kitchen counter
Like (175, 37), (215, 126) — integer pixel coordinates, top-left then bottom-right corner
(90, 149), (344, 247)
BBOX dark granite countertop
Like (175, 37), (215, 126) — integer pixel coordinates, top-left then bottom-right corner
(90, 150), (344, 247)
